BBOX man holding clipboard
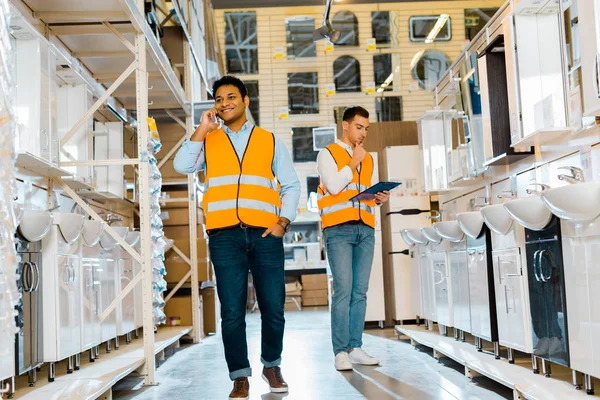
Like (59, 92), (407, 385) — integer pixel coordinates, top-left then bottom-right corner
(316, 106), (393, 371)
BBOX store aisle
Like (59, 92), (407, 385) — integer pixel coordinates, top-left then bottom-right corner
(113, 309), (512, 400)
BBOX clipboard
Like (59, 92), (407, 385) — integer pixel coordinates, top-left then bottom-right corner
(349, 181), (402, 202)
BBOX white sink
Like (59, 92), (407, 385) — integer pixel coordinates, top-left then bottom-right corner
(82, 220), (105, 247)
(18, 211), (53, 242)
(421, 226), (442, 244)
(125, 231), (140, 247)
(100, 226), (130, 250)
(504, 196), (553, 231)
(406, 228), (429, 245)
(433, 221), (465, 242)
(54, 212), (85, 244)
(400, 229), (416, 246)
(457, 212), (485, 239)
(540, 182), (600, 221)
(481, 204), (514, 236)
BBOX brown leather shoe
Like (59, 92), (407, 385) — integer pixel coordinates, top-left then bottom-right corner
(262, 366), (288, 393)
(229, 377), (249, 400)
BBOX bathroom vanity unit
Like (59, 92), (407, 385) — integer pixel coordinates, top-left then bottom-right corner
(80, 243), (102, 356)
(14, 236), (43, 386)
(431, 240), (453, 333)
(41, 213), (85, 382)
(419, 242), (437, 328)
(466, 225), (499, 355)
(524, 216), (570, 376)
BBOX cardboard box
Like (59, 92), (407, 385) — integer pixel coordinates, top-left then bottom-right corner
(284, 296), (302, 311)
(163, 225), (211, 283)
(161, 207), (205, 226)
(164, 294), (203, 337)
(285, 280), (302, 293)
(301, 274), (328, 290)
(159, 190), (189, 209)
(302, 296), (328, 307)
(302, 289), (328, 298)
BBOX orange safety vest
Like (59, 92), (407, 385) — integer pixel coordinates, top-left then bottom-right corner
(317, 143), (375, 229)
(202, 126), (281, 231)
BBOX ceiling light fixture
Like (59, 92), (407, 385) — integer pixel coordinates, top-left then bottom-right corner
(424, 14), (449, 44)
(313, 0), (341, 43)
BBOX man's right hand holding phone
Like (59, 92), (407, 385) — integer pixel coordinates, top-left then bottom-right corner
(191, 108), (220, 141)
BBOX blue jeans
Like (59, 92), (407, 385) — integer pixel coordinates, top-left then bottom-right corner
(324, 222), (375, 355)
(209, 226), (285, 380)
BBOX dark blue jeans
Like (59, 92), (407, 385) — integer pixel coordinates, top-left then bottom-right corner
(208, 226), (285, 380)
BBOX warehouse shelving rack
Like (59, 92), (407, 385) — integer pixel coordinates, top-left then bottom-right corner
(7, 0), (217, 393)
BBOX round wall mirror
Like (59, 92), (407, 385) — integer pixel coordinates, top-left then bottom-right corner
(411, 49), (451, 90)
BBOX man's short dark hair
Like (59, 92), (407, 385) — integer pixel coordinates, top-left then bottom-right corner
(212, 75), (248, 99)
(343, 105), (369, 122)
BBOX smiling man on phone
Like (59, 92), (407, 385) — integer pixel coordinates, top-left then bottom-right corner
(174, 76), (300, 400)
(316, 105), (390, 371)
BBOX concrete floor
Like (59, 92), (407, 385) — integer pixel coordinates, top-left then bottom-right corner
(113, 309), (513, 400)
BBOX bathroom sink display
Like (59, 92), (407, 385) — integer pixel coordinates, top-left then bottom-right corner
(406, 228), (429, 245)
(53, 212), (85, 244)
(433, 221), (465, 242)
(82, 220), (105, 247)
(18, 210), (53, 242)
(400, 229), (416, 246)
(100, 226), (130, 250)
(421, 226), (442, 244)
(481, 204), (514, 235)
(125, 231), (141, 247)
(504, 196), (552, 231)
(456, 212), (485, 239)
(540, 182), (600, 221)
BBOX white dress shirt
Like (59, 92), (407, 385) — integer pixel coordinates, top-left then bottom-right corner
(316, 139), (379, 196)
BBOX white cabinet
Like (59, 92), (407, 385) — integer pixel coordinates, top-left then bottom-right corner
(15, 37), (58, 164)
(409, 247), (422, 319)
(94, 122), (125, 198)
(449, 249), (470, 333)
(100, 251), (117, 343)
(578, 0), (600, 116)
(116, 253), (137, 335)
(561, 221), (600, 379)
(512, 12), (569, 142)
(392, 252), (415, 321)
(432, 250), (453, 328)
(365, 243), (385, 323)
(58, 84), (95, 183)
(80, 244), (102, 352)
(41, 229), (82, 363)
(492, 247), (533, 353)
(418, 115), (448, 194)
(418, 246), (436, 323)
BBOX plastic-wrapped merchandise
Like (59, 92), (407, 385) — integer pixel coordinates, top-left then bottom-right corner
(153, 308), (166, 325)
(151, 213), (163, 230)
(151, 258), (166, 275)
(0, 0), (21, 369)
(152, 293), (165, 309)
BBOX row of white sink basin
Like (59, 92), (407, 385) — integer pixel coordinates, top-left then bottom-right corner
(402, 181), (600, 245)
(17, 210), (140, 249)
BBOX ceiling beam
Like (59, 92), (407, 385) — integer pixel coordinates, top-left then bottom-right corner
(124, 103), (182, 110)
(34, 11), (129, 23)
(114, 90), (173, 97)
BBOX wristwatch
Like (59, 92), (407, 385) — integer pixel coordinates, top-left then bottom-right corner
(277, 218), (291, 233)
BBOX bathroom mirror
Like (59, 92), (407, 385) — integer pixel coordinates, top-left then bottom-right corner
(411, 49), (451, 90)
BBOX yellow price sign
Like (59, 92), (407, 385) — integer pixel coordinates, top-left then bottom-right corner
(273, 46), (285, 60)
(324, 41), (334, 53)
(325, 83), (336, 97)
(366, 38), (376, 52)
(366, 82), (376, 95)
(279, 106), (289, 119)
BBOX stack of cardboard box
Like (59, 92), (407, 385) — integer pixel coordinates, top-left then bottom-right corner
(284, 277), (303, 311)
(301, 274), (328, 306)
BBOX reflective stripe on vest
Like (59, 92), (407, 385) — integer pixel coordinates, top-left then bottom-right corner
(202, 127), (281, 230)
(317, 143), (376, 229)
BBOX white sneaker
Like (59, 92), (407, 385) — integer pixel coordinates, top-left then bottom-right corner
(534, 337), (550, 356)
(348, 348), (379, 366)
(335, 352), (353, 371)
(548, 337), (564, 354)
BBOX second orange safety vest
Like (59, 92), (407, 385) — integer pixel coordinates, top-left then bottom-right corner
(317, 143), (376, 229)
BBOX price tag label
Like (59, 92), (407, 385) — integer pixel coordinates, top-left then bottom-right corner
(279, 106), (289, 119)
(366, 82), (376, 95)
(324, 41), (334, 53)
(366, 38), (376, 51)
(273, 46), (285, 60)
(325, 83), (336, 97)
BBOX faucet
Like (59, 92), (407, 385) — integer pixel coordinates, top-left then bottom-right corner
(469, 196), (488, 210)
(103, 213), (123, 226)
(526, 183), (551, 195)
(496, 190), (516, 199)
(426, 210), (441, 221)
(557, 166), (584, 184)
